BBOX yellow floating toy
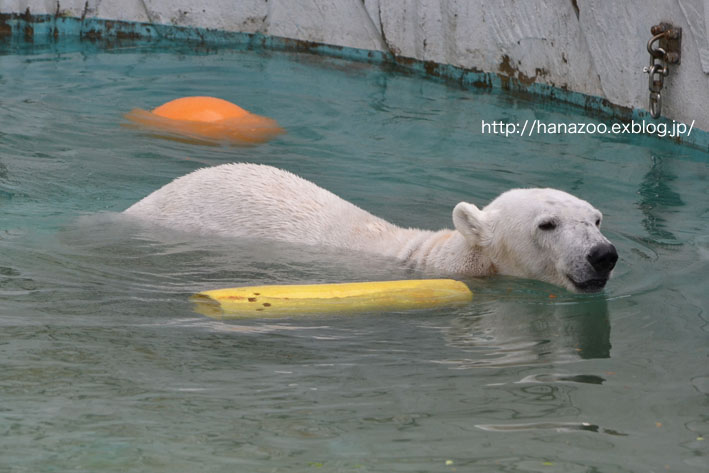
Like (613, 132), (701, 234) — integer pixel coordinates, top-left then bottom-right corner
(191, 279), (472, 319)
(124, 96), (284, 145)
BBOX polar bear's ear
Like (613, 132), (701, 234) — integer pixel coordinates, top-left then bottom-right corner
(453, 202), (492, 247)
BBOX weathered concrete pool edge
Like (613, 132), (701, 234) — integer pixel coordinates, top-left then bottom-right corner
(2, 12), (708, 153)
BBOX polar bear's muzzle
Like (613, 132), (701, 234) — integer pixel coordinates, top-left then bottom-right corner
(586, 243), (618, 273)
(567, 242), (618, 293)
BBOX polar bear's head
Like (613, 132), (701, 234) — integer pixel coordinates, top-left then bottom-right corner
(453, 188), (617, 293)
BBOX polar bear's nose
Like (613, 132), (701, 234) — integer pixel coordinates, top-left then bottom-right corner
(587, 243), (618, 273)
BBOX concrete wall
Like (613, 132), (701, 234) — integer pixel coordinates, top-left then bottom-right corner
(2, 0), (708, 133)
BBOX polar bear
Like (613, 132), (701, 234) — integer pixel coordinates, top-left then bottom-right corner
(124, 163), (618, 293)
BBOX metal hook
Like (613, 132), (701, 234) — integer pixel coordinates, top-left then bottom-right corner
(647, 33), (666, 58)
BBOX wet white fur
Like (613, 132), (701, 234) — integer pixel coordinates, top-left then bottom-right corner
(124, 163), (612, 291)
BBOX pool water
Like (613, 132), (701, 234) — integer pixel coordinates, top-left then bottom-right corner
(0, 40), (707, 472)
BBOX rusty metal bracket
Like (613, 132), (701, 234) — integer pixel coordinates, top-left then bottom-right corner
(649, 23), (682, 65)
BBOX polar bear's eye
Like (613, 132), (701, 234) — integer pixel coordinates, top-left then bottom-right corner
(595, 218), (601, 227)
(538, 220), (557, 231)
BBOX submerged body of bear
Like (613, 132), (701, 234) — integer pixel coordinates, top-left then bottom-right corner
(124, 163), (617, 292)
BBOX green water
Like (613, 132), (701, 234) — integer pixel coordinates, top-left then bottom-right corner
(0, 41), (707, 473)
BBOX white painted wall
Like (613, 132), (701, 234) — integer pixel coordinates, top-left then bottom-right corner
(2, 0), (708, 131)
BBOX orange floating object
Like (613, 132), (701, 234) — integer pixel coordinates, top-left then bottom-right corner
(124, 96), (284, 145)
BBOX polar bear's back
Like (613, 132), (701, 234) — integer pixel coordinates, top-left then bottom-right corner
(124, 163), (396, 247)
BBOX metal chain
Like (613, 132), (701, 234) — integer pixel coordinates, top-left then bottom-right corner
(642, 26), (681, 119)
(643, 33), (669, 118)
